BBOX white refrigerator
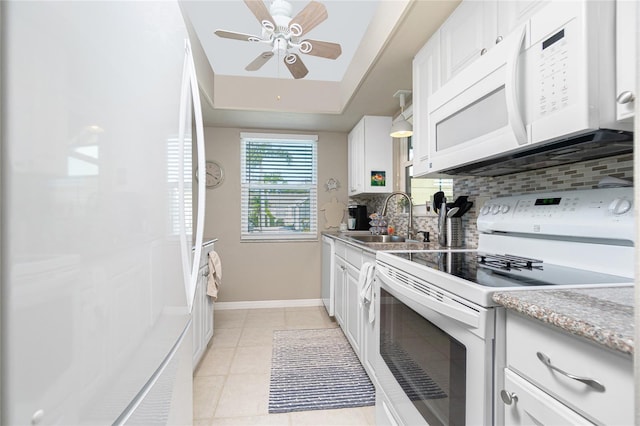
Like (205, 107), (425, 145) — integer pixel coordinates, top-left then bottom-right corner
(1, 1), (207, 424)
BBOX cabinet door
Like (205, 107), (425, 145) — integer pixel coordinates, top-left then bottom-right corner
(192, 271), (205, 368)
(204, 292), (214, 344)
(348, 116), (393, 195)
(616, 0), (636, 121)
(345, 263), (362, 359)
(333, 257), (347, 327)
(348, 120), (364, 196)
(412, 34), (441, 177)
(362, 116), (393, 194)
(440, 0), (496, 83)
(501, 369), (593, 425)
(496, 0), (548, 43)
(361, 253), (378, 386)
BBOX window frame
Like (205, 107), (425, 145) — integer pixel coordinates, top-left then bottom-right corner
(240, 132), (318, 242)
(394, 134), (453, 216)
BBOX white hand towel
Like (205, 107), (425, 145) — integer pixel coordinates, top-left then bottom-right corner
(359, 262), (376, 323)
(207, 250), (222, 300)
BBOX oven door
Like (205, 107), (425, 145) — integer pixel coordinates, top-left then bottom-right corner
(374, 264), (495, 426)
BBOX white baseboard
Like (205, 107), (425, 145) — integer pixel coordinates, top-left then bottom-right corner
(214, 298), (323, 310)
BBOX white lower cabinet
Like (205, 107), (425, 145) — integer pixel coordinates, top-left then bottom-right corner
(334, 240), (363, 357)
(192, 250), (214, 370)
(331, 239), (378, 387)
(360, 252), (378, 383)
(500, 311), (633, 425)
(502, 369), (593, 425)
(333, 255), (347, 328)
(345, 263), (362, 358)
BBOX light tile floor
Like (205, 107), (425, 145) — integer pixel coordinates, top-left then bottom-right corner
(193, 306), (376, 426)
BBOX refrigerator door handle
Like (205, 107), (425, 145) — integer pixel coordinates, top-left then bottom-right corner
(178, 39), (206, 312)
(188, 40), (207, 312)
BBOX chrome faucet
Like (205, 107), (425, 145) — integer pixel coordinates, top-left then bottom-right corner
(381, 191), (413, 240)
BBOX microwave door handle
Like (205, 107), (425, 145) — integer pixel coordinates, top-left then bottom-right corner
(505, 24), (527, 146)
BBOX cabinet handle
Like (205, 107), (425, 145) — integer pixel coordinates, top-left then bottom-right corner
(617, 91), (636, 104)
(536, 352), (606, 392)
(500, 390), (518, 405)
(480, 47), (487, 56)
(495, 35), (503, 44)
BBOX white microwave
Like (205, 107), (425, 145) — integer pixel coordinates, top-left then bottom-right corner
(426, 0), (633, 176)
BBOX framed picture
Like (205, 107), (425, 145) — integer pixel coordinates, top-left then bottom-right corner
(371, 171), (386, 187)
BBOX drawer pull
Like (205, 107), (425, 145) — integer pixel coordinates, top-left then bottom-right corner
(617, 91), (635, 104)
(536, 352), (606, 392)
(500, 390), (518, 405)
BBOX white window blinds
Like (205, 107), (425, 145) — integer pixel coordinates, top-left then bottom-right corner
(240, 133), (318, 241)
(167, 136), (193, 236)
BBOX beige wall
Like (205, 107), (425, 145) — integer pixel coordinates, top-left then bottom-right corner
(203, 127), (348, 303)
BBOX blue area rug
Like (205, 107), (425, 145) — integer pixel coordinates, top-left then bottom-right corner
(268, 328), (376, 413)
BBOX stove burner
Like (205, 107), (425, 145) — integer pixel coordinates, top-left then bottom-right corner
(478, 253), (543, 271)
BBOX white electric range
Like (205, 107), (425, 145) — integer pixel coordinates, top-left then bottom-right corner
(373, 187), (634, 426)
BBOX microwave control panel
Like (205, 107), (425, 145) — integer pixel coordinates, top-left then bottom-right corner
(537, 27), (570, 117)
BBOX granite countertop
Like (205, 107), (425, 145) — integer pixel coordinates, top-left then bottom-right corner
(493, 287), (634, 355)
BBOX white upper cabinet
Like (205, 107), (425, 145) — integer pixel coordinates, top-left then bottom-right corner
(412, 33), (441, 177)
(616, 0), (636, 122)
(440, 0), (496, 83)
(348, 116), (393, 196)
(440, 0), (548, 84)
(496, 0), (549, 40)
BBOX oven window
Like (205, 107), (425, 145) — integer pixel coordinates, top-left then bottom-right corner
(380, 288), (466, 425)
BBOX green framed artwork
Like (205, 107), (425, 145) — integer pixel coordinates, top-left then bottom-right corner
(371, 171), (386, 186)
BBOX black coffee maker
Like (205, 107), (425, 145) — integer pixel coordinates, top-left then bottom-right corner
(348, 205), (369, 230)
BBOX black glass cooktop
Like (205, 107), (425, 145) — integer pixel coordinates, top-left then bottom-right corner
(389, 251), (632, 288)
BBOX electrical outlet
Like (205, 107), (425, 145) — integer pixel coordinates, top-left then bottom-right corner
(475, 197), (490, 217)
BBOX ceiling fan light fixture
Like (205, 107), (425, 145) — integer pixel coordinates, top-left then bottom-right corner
(390, 90), (413, 138)
(216, 0), (339, 79)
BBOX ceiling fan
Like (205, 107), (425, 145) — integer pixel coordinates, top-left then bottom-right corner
(214, 0), (342, 79)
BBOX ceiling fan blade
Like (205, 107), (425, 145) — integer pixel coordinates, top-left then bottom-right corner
(301, 39), (342, 59)
(243, 0), (275, 31)
(245, 51), (274, 71)
(214, 29), (261, 42)
(284, 54), (309, 79)
(288, 1), (328, 37)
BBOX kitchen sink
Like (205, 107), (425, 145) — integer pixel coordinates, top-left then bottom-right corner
(348, 235), (406, 243)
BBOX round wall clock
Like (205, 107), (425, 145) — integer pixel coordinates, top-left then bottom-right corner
(196, 160), (224, 189)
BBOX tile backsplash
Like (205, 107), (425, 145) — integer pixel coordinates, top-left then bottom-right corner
(349, 153), (633, 248)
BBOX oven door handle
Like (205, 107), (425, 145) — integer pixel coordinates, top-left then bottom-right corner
(377, 268), (481, 329)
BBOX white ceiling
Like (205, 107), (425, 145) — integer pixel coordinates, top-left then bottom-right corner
(182, 0), (461, 132)
(184, 0), (379, 82)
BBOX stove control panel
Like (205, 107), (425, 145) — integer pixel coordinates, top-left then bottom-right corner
(477, 187), (633, 242)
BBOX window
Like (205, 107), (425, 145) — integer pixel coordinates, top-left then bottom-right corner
(398, 136), (453, 212)
(241, 132), (318, 241)
(167, 135), (193, 236)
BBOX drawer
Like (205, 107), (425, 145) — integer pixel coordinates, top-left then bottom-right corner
(502, 368), (593, 425)
(506, 312), (633, 425)
(345, 244), (362, 268)
(335, 240), (347, 259)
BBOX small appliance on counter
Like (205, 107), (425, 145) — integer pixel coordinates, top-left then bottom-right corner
(348, 205), (369, 230)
